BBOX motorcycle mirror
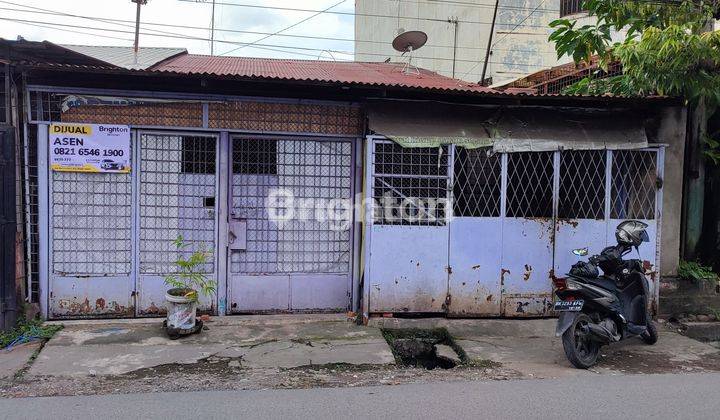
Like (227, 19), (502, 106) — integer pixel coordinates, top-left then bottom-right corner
(572, 247), (589, 256)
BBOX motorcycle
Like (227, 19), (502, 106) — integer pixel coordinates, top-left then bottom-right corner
(553, 220), (658, 369)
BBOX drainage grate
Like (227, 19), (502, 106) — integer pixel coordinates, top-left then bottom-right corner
(381, 328), (466, 370)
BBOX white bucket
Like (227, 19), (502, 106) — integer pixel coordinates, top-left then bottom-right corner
(165, 288), (197, 330)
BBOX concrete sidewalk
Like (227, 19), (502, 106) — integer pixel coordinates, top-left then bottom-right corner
(28, 314), (394, 377)
(17, 315), (720, 380)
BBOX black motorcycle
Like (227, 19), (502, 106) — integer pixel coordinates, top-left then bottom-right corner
(553, 220), (658, 369)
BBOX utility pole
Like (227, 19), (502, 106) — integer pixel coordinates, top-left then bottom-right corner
(131, 0), (148, 56)
(480, 0), (499, 86)
(210, 0), (216, 55)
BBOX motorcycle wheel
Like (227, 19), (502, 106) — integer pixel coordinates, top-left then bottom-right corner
(562, 313), (600, 369)
(641, 320), (658, 345)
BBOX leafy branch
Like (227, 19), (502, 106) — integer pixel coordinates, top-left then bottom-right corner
(164, 235), (216, 301)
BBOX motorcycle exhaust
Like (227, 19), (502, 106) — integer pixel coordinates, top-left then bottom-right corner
(586, 323), (616, 343)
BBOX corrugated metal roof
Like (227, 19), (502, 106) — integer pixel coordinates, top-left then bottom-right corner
(150, 54), (496, 93)
(61, 45), (187, 70)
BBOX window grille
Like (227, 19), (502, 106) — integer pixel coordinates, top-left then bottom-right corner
(611, 150), (657, 220)
(453, 147), (501, 218)
(558, 150), (606, 219)
(560, 0), (586, 17)
(506, 152), (554, 218)
(372, 142), (449, 226)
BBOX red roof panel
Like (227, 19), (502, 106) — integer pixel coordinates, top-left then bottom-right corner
(151, 54), (496, 94)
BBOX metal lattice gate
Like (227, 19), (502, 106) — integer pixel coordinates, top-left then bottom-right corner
(227, 137), (354, 312)
(49, 159), (134, 318)
(366, 137), (664, 317)
(137, 132), (218, 316)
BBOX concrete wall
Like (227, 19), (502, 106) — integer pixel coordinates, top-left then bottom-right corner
(354, 0), (574, 83)
(656, 106), (687, 277)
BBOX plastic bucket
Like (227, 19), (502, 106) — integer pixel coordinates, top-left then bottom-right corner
(165, 288), (197, 331)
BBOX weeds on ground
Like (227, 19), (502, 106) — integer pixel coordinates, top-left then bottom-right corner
(678, 260), (718, 283)
(0, 317), (63, 349)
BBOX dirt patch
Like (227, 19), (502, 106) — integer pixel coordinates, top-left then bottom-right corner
(0, 359), (517, 398)
(598, 350), (720, 374)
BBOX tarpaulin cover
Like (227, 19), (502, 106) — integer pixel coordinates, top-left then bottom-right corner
(367, 101), (648, 151)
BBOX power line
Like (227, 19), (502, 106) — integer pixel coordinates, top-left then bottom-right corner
(0, 16), (546, 69)
(175, 0), (556, 28)
(6, 15), (343, 61)
(375, 0), (558, 13)
(0, 4), (557, 55)
(218, 0), (348, 56)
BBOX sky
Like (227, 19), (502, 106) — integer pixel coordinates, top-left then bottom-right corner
(0, 0), (357, 60)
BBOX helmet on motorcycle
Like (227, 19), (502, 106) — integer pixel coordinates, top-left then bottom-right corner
(569, 261), (599, 278)
(615, 220), (650, 247)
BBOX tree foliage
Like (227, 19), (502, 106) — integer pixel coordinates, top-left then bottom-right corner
(549, 0), (720, 162)
(549, 0), (720, 105)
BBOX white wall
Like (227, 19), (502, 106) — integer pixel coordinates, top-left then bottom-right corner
(354, 0), (586, 84)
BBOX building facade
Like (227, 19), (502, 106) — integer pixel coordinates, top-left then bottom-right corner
(4, 40), (685, 322)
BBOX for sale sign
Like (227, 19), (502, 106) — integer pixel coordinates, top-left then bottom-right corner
(50, 123), (130, 173)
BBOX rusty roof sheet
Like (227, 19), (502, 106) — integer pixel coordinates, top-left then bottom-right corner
(149, 54), (496, 93)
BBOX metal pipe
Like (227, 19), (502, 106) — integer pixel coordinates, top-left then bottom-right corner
(210, 0), (216, 55)
(450, 18), (459, 78)
(131, 0), (147, 55)
(480, 0), (500, 86)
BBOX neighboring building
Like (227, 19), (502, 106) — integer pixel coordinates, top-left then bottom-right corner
(355, 0), (591, 85)
(2, 39), (684, 322)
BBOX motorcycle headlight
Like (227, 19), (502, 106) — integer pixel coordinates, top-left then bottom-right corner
(566, 279), (583, 290)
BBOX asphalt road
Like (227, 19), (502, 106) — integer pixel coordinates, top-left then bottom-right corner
(2, 373), (719, 420)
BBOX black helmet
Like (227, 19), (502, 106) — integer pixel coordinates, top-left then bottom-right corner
(570, 261), (599, 278)
(615, 220), (650, 247)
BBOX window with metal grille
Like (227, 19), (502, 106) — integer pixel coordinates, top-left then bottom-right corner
(611, 150), (657, 220)
(453, 147), (501, 217)
(181, 136), (216, 174)
(372, 142), (449, 226)
(232, 138), (277, 175)
(506, 152), (554, 218)
(559, 150), (606, 219)
(560, 0), (587, 17)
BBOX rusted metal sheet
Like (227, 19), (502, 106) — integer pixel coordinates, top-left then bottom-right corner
(447, 218), (502, 316)
(501, 293), (554, 318)
(50, 276), (135, 318)
(500, 218), (555, 315)
(368, 225), (448, 313)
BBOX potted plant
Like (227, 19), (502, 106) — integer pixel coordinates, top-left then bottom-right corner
(163, 235), (216, 339)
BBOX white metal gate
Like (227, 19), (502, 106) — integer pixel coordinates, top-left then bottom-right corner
(365, 137), (664, 317)
(227, 136), (354, 312)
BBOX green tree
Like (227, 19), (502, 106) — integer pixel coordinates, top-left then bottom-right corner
(549, 0), (720, 261)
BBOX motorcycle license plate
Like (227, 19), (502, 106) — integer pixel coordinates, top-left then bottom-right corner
(554, 300), (584, 312)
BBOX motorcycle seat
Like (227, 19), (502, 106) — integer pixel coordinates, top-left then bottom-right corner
(572, 275), (617, 293)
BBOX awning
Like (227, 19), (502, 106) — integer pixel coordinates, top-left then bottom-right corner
(367, 101), (648, 151)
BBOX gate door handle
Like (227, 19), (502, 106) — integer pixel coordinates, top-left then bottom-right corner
(228, 219), (247, 251)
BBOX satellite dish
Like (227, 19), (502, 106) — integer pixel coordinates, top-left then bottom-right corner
(392, 30), (428, 53)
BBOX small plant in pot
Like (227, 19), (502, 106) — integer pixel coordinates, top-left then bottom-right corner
(163, 235), (216, 339)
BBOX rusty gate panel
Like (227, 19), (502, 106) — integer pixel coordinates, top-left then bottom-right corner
(49, 156), (134, 318)
(608, 149), (661, 311)
(554, 150), (609, 281)
(500, 152), (555, 317)
(367, 141), (450, 313)
(447, 148), (502, 316)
